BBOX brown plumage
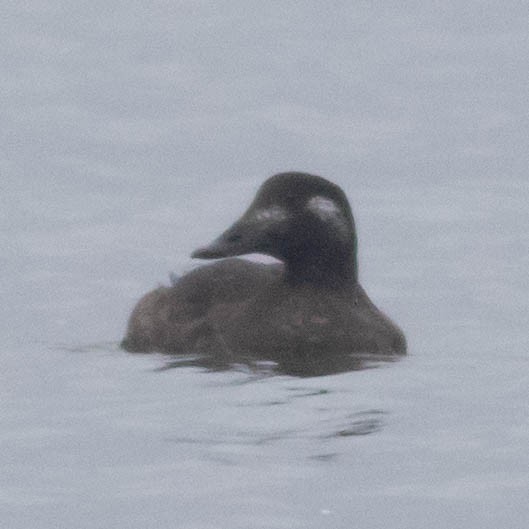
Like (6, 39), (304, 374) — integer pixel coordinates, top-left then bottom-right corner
(122, 172), (406, 363)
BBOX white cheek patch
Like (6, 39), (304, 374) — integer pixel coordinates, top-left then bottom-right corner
(306, 196), (349, 236)
(253, 205), (288, 223)
(306, 196), (341, 219)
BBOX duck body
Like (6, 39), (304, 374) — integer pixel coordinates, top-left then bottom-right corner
(122, 172), (406, 359)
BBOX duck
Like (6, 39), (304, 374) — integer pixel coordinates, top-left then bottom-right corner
(121, 172), (406, 362)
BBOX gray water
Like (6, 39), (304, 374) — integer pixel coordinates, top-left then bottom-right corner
(2, 2), (529, 528)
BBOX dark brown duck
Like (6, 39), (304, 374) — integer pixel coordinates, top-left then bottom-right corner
(122, 172), (406, 359)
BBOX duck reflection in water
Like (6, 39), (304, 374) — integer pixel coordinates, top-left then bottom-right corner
(122, 172), (406, 377)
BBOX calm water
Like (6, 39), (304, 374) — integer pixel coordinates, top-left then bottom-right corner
(2, 2), (529, 528)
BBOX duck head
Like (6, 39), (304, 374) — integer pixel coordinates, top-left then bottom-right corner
(192, 172), (358, 288)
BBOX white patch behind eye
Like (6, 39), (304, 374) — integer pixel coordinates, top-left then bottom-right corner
(306, 196), (340, 218)
(306, 196), (348, 235)
(254, 205), (288, 222)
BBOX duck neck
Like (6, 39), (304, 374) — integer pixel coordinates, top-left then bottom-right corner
(283, 245), (358, 290)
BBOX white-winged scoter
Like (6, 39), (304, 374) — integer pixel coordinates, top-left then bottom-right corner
(122, 172), (406, 359)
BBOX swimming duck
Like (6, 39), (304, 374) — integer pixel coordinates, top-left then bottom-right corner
(122, 172), (406, 360)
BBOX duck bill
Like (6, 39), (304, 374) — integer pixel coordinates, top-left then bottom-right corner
(191, 218), (263, 260)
